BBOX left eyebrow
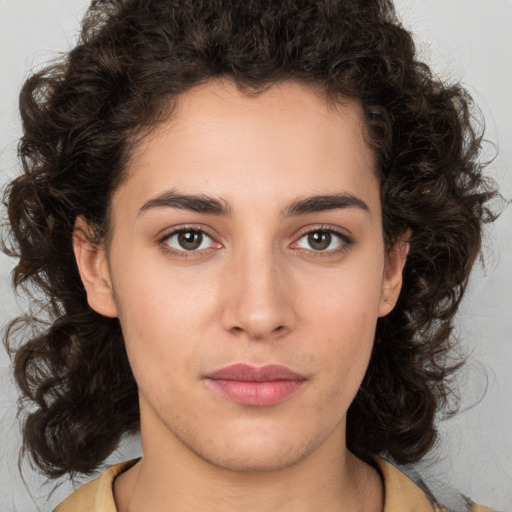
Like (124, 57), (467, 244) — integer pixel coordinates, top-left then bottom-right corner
(282, 193), (370, 218)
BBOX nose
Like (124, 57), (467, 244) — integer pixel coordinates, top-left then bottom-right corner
(220, 246), (297, 341)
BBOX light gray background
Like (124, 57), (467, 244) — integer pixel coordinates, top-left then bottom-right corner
(1, 1), (511, 510)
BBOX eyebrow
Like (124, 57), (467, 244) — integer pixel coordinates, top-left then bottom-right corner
(139, 190), (231, 216)
(282, 193), (370, 217)
(138, 190), (369, 217)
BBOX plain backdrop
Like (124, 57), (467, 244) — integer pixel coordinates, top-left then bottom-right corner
(1, 1), (511, 510)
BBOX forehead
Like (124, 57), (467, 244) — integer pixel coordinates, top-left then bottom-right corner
(115, 80), (378, 218)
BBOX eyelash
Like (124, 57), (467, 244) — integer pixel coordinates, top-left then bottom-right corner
(158, 225), (353, 259)
(291, 226), (353, 257)
(159, 226), (220, 258)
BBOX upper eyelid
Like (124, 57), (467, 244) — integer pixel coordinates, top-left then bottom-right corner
(290, 226), (354, 253)
(293, 224), (352, 240)
(159, 224), (221, 242)
(158, 227), (222, 255)
(159, 227), (221, 257)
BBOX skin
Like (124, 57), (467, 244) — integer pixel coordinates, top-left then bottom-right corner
(74, 80), (408, 511)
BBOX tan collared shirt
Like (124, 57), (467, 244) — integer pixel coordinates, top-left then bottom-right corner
(54, 458), (493, 512)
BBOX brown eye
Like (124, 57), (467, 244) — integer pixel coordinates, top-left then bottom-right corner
(177, 230), (203, 250)
(294, 229), (348, 253)
(163, 229), (215, 252)
(307, 231), (332, 251)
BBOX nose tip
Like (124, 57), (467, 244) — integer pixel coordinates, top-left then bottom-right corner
(220, 256), (296, 341)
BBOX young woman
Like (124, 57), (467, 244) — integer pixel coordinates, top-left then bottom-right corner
(3, 0), (500, 510)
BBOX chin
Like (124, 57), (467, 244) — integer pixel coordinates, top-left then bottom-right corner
(186, 431), (321, 473)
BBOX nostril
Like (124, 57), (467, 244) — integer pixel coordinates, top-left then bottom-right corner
(228, 324), (288, 339)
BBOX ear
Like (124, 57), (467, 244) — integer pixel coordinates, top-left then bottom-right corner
(378, 230), (411, 318)
(73, 216), (118, 318)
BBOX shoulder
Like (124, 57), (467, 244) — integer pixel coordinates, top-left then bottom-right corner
(53, 460), (138, 512)
(377, 458), (496, 512)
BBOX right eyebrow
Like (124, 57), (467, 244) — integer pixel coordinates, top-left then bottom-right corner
(138, 189), (231, 216)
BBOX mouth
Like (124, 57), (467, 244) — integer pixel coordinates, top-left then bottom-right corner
(204, 363), (307, 407)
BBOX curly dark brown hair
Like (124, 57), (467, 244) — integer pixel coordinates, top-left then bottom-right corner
(3, 0), (496, 479)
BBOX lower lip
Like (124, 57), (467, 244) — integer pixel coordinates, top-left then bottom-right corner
(206, 379), (305, 406)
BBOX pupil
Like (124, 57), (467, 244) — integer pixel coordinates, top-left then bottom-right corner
(308, 231), (331, 250)
(178, 231), (202, 250)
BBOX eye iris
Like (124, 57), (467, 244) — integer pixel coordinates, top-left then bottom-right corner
(308, 231), (331, 250)
(178, 231), (202, 250)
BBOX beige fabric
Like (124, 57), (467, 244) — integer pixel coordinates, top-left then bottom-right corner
(54, 458), (493, 512)
(54, 460), (137, 512)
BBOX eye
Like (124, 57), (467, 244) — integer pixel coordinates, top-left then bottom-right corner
(162, 229), (217, 252)
(294, 229), (348, 252)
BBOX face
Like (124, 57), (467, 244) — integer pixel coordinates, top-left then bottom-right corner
(75, 80), (406, 472)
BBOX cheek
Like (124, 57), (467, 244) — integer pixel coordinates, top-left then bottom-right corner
(299, 262), (384, 402)
(312, 322), (376, 410)
(111, 262), (219, 388)
(302, 261), (383, 344)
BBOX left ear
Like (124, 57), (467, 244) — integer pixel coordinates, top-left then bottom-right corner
(378, 230), (411, 318)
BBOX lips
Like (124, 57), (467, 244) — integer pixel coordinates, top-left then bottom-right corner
(205, 364), (307, 406)
(208, 363), (306, 382)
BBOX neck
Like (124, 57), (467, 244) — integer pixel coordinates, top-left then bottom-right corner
(114, 403), (383, 512)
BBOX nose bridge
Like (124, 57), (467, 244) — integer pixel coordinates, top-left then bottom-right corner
(221, 240), (295, 339)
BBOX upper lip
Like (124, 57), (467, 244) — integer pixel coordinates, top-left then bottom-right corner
(207, 364), (306, 382)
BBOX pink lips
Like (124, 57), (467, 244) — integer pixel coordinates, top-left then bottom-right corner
(205, 364), (307, 406)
